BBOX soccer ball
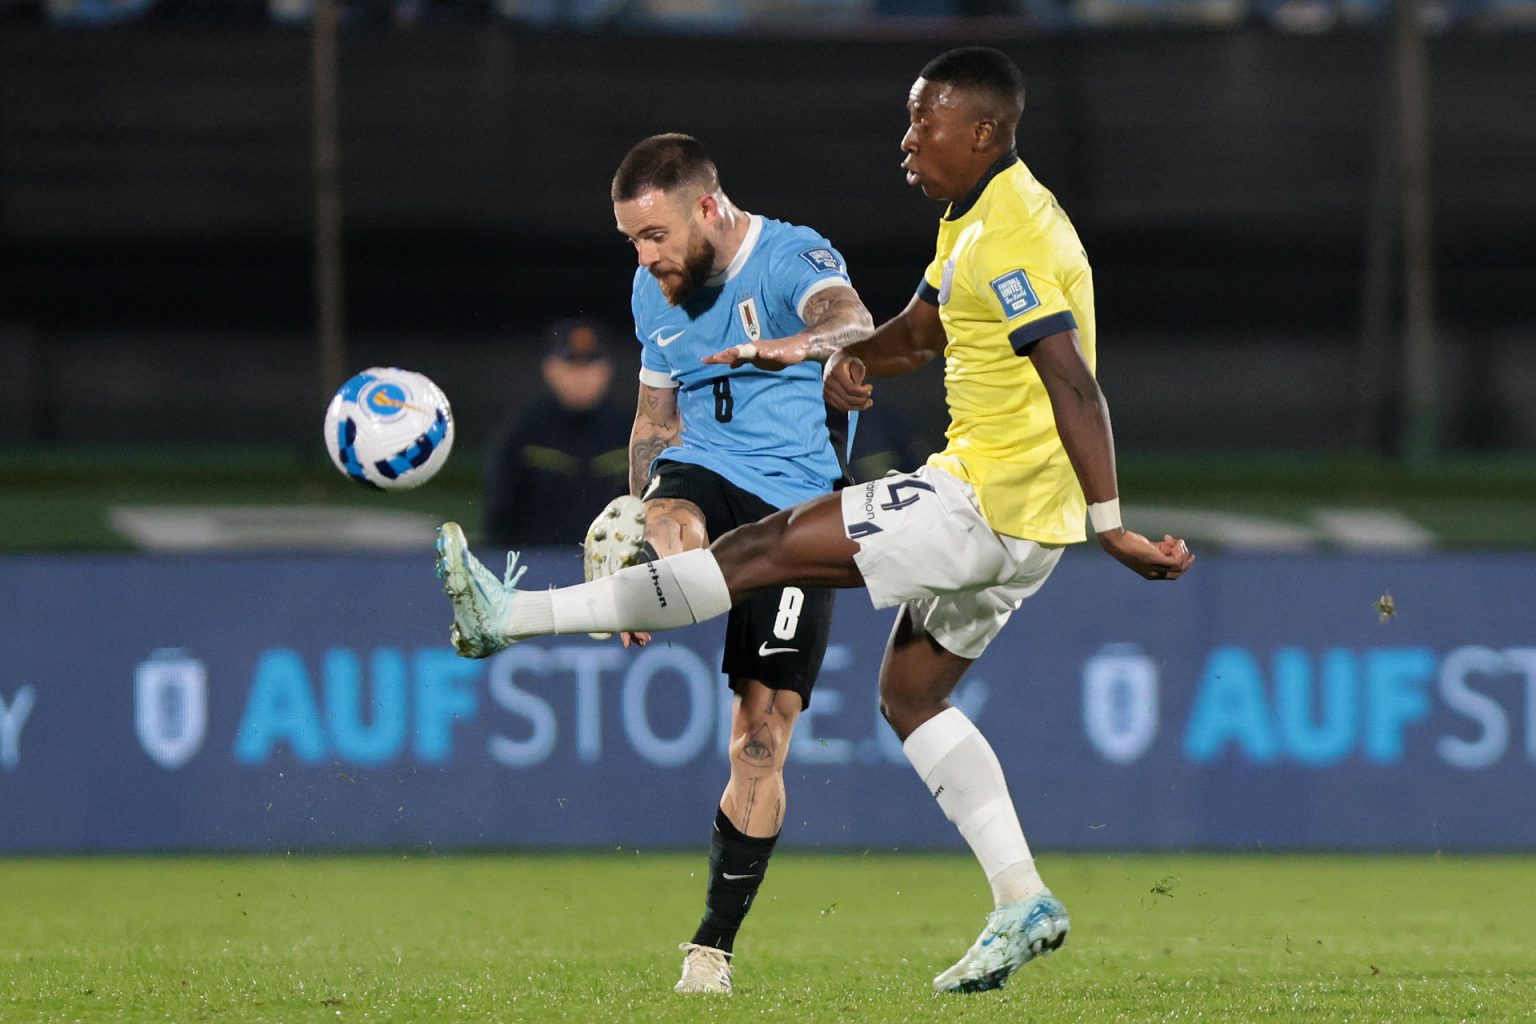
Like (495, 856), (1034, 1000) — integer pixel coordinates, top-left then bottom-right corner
(324, 367), (455, 490)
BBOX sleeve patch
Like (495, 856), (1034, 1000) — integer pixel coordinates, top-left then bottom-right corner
(989, 269), (1041, 320)
(798, 247), (844, 275)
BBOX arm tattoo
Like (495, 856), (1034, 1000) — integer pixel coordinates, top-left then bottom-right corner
(630, 383), (680, 496)
(629, 430), (675, 497)
(800, 289), (874, 361)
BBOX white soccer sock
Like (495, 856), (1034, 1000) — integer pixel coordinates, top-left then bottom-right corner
(902, 706), (1045, 906)
(506, 549), (734, 638)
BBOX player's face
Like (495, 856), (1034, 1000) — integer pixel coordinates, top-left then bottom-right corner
(615, 190), (717, 306)
(900, 78), (979, 202)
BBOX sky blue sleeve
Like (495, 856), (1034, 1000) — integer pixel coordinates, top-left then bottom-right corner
(776, 231), (853, 323)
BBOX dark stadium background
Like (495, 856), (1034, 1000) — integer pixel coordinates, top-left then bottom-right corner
(2, 0), (1535, 851)
(3, 17), (1533, 459)
(4, 9), (1536, 1022)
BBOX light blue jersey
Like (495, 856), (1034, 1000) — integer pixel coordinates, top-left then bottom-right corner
(632, 214), (858, 510)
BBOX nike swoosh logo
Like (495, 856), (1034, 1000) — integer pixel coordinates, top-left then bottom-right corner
(757, 642), (797, 656)
(648, 327), (685, 347)
(722, 872), (759, 881)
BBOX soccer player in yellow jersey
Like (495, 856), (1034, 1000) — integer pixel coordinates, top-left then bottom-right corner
(435, 46), (1194, 994)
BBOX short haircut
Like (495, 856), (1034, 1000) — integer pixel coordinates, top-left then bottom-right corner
(611, 133), (721, 204)
(920, 47), (1025, 125)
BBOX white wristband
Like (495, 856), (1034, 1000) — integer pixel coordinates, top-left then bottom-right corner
(1088, 498), (1122, 534)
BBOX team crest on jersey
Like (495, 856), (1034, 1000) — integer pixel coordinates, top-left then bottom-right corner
(737, 297), (761, 341)
(798, 248), (842, 274)
(990, 269), (1041, 319)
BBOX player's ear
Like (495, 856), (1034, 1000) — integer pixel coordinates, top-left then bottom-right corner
(973, 118), (998, 151)
(694, 191), (720, 224)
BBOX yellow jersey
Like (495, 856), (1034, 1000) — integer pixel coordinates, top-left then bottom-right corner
(919, 154), (1096, 545)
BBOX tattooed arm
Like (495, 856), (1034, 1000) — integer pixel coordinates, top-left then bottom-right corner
(700, 284), (874, 370)
(797, 285), (877, 361)
(629, 381), (680, 497)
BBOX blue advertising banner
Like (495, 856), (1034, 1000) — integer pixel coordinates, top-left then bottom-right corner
(1, 549), (1533, 852)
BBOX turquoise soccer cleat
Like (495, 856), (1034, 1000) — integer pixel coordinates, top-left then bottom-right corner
(931, 889), (1070, 994)
(434, 521), (526, 659)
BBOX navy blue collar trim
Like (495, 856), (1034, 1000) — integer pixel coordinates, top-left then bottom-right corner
(944, 151), (1020, 222)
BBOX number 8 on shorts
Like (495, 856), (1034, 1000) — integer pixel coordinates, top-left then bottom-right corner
(773, 587), (804, 640)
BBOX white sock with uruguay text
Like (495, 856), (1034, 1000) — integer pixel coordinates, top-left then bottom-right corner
(506, 549), (733, 639)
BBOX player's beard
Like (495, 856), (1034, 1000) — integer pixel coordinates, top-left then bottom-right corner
(654, 232), (716, 306)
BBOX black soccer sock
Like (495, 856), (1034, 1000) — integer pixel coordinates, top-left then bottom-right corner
(640, 541), (660, 562)
(690, 808), (779, 954)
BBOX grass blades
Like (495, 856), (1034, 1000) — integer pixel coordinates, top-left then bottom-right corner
(2, 852), (1533, 1023)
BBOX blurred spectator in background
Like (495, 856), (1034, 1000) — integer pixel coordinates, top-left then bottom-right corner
(267, 0), (466, 26)
(492, 0), (630, 26)
(1072, 0), (1243, 27)
(482, 319), (632, 547)
(44, 0), (156, 24)
(20, 0), (1536, 29)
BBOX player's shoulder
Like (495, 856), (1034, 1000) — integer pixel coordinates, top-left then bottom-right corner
(972, 193), (1072, 264)
(755, 216), (845, 276)
(758, 215), (827, 245)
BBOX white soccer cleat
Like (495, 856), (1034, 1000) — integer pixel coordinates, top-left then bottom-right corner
(674, 942), (733, 995)
(434, 521), (525, 659)
(582, 495), (648, 640)
(931, 889), (1070, 994)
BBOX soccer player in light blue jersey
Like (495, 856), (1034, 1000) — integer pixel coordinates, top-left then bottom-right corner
(583, 134), (875, 995)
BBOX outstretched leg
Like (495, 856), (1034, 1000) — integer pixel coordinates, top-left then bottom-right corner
(709, 494), (865, 598)
(436, 491), (862, 655)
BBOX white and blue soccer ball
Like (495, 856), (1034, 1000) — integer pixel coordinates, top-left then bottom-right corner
(324, 367), (455, 490)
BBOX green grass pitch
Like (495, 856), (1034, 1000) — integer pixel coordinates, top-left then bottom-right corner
(2, 853), (1533, 1023)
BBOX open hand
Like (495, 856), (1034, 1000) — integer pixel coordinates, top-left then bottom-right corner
(701, 335), (807, 371)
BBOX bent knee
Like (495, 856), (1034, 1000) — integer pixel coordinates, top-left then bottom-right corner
(729, 720), (792, 777)
(646, 509), (707, 555)
(879, 686), (950, 723)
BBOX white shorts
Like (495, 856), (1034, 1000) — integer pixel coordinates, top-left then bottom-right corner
(840, 465), (1064, 660)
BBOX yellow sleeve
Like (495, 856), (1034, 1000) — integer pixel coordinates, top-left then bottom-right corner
(917, 253), (943, 305)
(973, 230), (1078, 354)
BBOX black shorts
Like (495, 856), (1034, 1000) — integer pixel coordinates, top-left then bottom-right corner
(647, 460), (834, 708)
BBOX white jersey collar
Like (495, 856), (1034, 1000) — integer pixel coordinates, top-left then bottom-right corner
(706, 213), (763, 287)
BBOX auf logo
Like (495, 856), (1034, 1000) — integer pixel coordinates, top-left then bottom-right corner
(135, 649), (208, 769)
(1081, 644), (1160, 765)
